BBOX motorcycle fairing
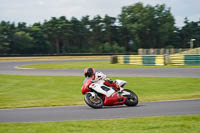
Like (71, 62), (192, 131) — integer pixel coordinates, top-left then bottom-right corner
(104, 92), (127, 106)
(120, 91), (131, 96)
(89, 80), (115, 97)
(81, 77), (92, 94)
(89, 80), (128, 106)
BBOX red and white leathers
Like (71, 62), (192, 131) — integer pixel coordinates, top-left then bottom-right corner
(104, 79), (120, 91)
(93, 72), (120, 91)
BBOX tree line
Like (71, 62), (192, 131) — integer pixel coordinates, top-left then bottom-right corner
(0, 2), (200, 55)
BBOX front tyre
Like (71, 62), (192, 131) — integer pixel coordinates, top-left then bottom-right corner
(84, 92), (103, 109)
(123, 89), (138, 106)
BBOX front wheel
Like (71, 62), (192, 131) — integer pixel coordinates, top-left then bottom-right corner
(84, 92), (103, 109)
(123, 89), (138, 106)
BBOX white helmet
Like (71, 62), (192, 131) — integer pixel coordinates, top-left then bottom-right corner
(95, 72), (106, 81)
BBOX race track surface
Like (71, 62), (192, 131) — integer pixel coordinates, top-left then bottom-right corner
(0, 60), (200, 77)
(0, 60), (200, 122)
(0, 99), (200, 122)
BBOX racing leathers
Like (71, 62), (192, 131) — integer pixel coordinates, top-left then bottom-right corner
(92, 72), (120, 91)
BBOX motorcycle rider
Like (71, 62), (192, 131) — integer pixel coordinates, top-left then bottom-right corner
(84, 67), (120, 91)
(84, 67), (95, 79)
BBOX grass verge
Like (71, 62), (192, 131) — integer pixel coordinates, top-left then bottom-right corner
(20, 60), (200, 69)
(0, 115), (200, 133)
(0, 74), (200, 109)
(0, 56), (110, 62)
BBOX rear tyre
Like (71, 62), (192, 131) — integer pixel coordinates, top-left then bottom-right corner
(124, 89), (138, 106)
(84, 93), (103, 109)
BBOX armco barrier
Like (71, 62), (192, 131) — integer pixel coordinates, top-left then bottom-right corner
(169, 55), (184, 65)
(184, 55), (200, 65)
(117, 55), (164, 65)
(116, 54), (200, 65)
(170, 54), (200, 65)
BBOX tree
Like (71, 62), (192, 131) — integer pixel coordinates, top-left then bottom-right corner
(29, 23), (52, 54)
(13, 31), (33, 54)
(80, 16), (93, 52)
(0, 35), (10, 54)
(102, 15), (117, 44)
(43, 16), (72, 54)
(1, 2), (199, 55)
(119, 2), (175, 49)
(179, 18), (200, 48)
(89, 15), (104, 52)
(99, 42), (125, 53)
(0, 21), (16, 54)
(68, 17), (87, 52)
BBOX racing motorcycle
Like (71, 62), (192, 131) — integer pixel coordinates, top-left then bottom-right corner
(81, 77), (138, 109)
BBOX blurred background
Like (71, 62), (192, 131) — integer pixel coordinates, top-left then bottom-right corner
(0, 0), (199, 55)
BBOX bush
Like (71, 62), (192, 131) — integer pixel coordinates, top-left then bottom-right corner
(99, 42), (125, 53)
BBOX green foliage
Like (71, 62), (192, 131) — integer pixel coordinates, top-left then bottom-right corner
(0, 2), (199, 54)
(99, 42), (125, 53)
(180, 18), (200, 48)
(112, 43), (126, 53)
(99, 42), (112, 53)
(0, 21), (16, 54)
(0, 42), (10, 53)
(119, 3), (176, 48)
(13, 31), (33, 54)
(29, 24), (52, 54)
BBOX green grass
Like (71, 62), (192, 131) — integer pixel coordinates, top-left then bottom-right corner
(0, 115), (200, 133)
(20, 60), (200, 69)
(0, 74), (200, 109)
(0, 75), (84, 108)
(0, 56), (110, 62)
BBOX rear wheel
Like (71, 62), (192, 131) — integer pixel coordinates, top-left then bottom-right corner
(123, 89), (138, 106)
(84, 92), (103, 109)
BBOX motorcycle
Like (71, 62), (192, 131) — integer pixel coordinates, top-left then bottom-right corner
(81, 77), (138, 109)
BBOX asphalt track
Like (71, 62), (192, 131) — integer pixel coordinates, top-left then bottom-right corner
(0, 99), (200, 122)
(0, 60), (200, 77)
(0, 60), (200, 122)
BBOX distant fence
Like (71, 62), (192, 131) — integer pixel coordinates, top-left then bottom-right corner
(113, 54), (200, 65)
(138, 48), (200, 55)
(170, 54), (200, 65)
(116, 55), (165, 65)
